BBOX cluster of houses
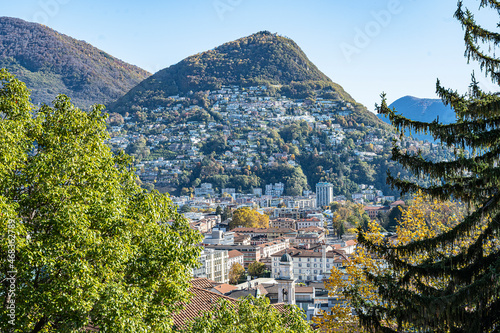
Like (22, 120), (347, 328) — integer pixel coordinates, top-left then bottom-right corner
(183, 206), (359, 325)
(105, 84), (401, 190)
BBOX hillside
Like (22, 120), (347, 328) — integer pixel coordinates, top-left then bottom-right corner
(109, 31), (380, 126)
(102, 33), (456, 198)
(0, 17), (150, 108)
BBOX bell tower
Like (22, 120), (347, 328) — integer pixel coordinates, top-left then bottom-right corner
(277, 251), (295, 304)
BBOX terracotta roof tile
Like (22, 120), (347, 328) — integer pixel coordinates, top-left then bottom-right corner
(174, 287), (239, 329)
(295, 286), (314, 293)
(228, 249), (244, 258)
(190, 277), (217, 290)
(213, 283), (238, 294)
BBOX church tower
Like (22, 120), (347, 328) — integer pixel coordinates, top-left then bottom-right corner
(277, 251), (295, 304)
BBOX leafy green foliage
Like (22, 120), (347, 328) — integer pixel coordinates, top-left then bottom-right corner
(184, 296), (313, 333)
(247, 261), (267, 277)
(0, 69), (202, 332)
(0, 17), (150, 108)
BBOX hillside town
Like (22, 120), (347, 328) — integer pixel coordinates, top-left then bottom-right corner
(105, 84), (431, 195)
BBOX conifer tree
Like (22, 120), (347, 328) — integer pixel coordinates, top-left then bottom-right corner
(354, 1), (500, 331)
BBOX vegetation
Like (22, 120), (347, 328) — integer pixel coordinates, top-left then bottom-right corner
(0, 70), (202, 332)
(350, 1), (500, 331)
(228, 263), (245, 285)
(184, 296), (313, 333)
(0, 17), (150, 108)
(110, 30), (377, 125)
(247, 261), (267, 278)
(314, 192), (466, 332)
(229, 207), (269, 229)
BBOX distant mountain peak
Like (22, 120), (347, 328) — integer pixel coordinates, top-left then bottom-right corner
(0, 16), (150, 108)
(379, 95), (456, 142)
(110, 31), (369, 115)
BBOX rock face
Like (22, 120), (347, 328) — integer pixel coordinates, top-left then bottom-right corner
(0, 16), (150, 108)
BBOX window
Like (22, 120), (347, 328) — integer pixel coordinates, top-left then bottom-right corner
(314, 270), (317, 274)
(307, 263), (310, 267)
(298, 263), (302, 267)
(314, 264), (317, 268)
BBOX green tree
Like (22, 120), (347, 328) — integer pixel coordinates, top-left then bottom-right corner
(247, 261), (266, 277)
(215, 205), (223, 216)
(353, 2), (500, 331)
(0, 70), (203, 333)
(228, 263), (245, 285)
(184, 296), (312, 333)
(221, 206), (232, 222)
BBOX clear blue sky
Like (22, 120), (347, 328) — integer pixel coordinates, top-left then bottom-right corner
(1, 0), (498, 109)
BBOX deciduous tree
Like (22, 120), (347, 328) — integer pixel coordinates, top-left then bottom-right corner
(247, 261), (266, 278)
(228, 262), (245, 285)
(314, 192), (467, 332)
(229, 207), (269, 229)
(0, 69), (202, 333)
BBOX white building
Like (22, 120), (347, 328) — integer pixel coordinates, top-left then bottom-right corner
(194, 183), (215, 197)
(193, 249), (229, 283)
(277, 252), (296, 305)
(227, 250), (245, 270)
(203, 229), (235, 245)
(271, 248), (346, 282)
(265, 182), (285, 197)
(316, 182), (334, 208)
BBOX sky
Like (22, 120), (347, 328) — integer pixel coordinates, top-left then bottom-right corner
(1, 0), (499, 110)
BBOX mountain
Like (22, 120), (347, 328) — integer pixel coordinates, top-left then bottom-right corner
(0, 17), (150, 108)
(109, 31), (380, 126)
(378, 96), (456, 142)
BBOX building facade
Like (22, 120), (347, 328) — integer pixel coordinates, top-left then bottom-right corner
(193, 249), (229, 283)
(316, 182), (334, 208)
(271, 248), (345, 282)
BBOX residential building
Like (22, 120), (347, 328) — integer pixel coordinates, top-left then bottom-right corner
(296, 217), (323, 229)
(203, 229), (235, 245)
(258, 238), (290, 258)
(265, 182), (285, 197)
(204, 244), (262, 267)
(193, 249), (229, 283)
(227, 250), (245, 269)
(194, 183), (215, 197)
(269, 217), (296, 229)
(271, 248), (346, 282)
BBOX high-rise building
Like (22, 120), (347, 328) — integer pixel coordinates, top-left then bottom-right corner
(316, 182), (333, 208)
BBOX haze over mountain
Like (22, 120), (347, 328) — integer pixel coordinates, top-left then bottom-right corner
(378, 95), (456, 142)
(109, 31), (380, 126)
(0, 17), (151, 108)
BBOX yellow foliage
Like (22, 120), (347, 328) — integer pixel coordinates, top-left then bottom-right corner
(314, 191), (474, 332)
(230, 207), (269, 229)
